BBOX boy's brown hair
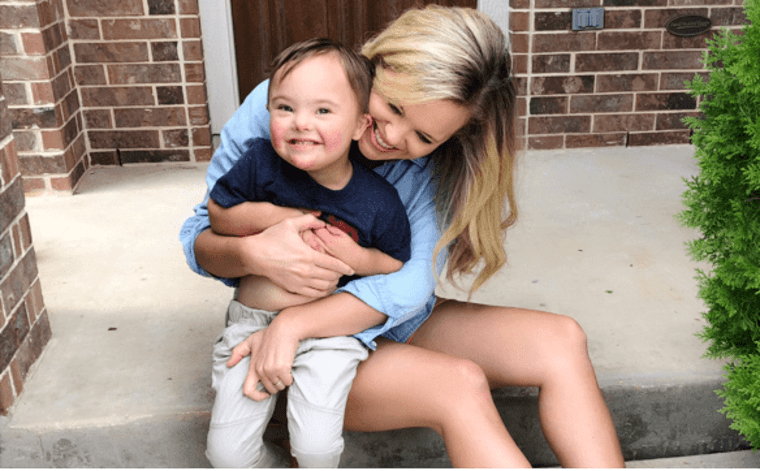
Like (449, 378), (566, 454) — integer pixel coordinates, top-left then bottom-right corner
(267, 38), (375, 113)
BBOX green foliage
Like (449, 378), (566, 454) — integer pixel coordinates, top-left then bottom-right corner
(719, 352), (760, 447)
(677, 0), (760, 448)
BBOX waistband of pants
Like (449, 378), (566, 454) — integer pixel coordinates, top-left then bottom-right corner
(226, 299), (279, 326)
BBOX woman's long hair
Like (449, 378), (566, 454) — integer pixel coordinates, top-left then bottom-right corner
(362, 6), (518, 295)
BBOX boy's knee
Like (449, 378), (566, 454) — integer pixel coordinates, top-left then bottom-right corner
(290, 446), (342, 468)
(287, 404), (345, 467)
(289, 425), (343, 467)
(206, 435), (289, 468)
(206, 438), (252, 468)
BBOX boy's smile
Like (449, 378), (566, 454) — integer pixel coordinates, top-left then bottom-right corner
(268, 52), (368, 189)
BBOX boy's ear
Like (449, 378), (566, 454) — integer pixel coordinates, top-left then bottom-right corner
(352, 114), (371, 140)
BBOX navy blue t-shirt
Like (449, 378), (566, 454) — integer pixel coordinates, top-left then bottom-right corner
(210, 138), (411, 286)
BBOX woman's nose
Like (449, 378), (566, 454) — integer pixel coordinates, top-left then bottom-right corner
(382, 118), (408, 147)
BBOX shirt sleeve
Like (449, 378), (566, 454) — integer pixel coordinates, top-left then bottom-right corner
(336, 163), (444, 332)
(209, 150), (259, 209)
(178, 80), (271, 285)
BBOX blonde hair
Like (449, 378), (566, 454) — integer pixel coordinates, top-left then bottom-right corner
(362, 6), (518, 295)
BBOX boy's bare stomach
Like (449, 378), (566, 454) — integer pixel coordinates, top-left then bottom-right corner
(236, 275), (321, 312)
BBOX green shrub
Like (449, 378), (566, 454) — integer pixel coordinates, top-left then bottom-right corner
(677, 0), (760, 448)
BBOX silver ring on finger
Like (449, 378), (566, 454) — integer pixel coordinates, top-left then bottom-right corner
(274, 379), (283, 388)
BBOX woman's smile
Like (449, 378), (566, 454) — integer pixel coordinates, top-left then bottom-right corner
(370, 119), (398, 152)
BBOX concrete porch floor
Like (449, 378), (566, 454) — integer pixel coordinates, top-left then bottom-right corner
(1, 144), (758, 467)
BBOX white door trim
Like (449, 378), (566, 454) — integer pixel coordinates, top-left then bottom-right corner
(199, 0), (240, 134)
(478, 0), (511, 37)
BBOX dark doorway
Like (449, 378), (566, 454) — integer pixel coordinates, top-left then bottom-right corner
(231, 0), (477, 102)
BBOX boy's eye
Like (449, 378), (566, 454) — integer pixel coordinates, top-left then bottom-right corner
(417, 132), (432, 145)
(317, 108), (330, 115)
(278, 105), (293, 112)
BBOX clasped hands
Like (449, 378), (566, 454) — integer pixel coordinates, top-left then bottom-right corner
(230, 211), (358, 401)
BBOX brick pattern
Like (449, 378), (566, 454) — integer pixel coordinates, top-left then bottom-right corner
(70, 0), (212, 166)
(0, 0), (87, 194)
(0, 77), (52, 415)
(0, 0), (212, 195)
(510, 0), (747, 150)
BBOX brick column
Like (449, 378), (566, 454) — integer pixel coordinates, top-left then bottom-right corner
(0, 73), (53, 415)
(0, 0), (87, 194)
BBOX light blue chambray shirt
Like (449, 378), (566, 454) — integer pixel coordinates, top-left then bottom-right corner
(179, 80), (447, 349)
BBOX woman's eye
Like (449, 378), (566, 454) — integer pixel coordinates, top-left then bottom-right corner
(388, 103), (402, 115)
(317, 108), (330, 115)
(417, 132), (432, 144)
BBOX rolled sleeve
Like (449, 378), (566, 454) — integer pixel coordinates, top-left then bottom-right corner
(337, 160), (446, 348)
(178, 81), (271, 286)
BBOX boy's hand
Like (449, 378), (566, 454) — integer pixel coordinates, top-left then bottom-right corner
(250, 214), (354, 297)
(312, 225), (367, 273)
(301, 229), (327, 253)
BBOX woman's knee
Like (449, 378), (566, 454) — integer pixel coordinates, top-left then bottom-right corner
(541, 314), (594, 376)
(554, 315), (588, 352)
(434, 357), (492, 411)
(455, 357), (491, 392)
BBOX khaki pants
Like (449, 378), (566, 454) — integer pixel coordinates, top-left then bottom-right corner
(206, 301), (368, 468)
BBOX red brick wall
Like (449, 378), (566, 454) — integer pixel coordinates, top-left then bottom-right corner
(70, 0), (212, 167)
(0, 0), (212, 195)
(510, 0), (748, 150)
(0, 0), (87, 194)
(0, 73), (52, 415)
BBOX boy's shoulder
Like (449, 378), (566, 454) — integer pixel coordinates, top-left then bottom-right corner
(350, 159), (401, 200)
(244, 137), (276, 156)
(348, 147), (399, 195)
(237, 138), (279, 168)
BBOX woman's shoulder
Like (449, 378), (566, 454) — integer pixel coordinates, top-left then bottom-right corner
(374, 155), (433, 185)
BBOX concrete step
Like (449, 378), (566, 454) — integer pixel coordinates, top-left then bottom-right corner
(5, 146), (749, 467)
(0, 403), (751, 468)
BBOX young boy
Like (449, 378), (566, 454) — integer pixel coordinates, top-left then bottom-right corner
(204, 39), (411, 468)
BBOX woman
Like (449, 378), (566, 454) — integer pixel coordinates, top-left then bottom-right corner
(180, 6), (625, 467)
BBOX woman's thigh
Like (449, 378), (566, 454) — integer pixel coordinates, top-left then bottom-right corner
(409, 299), (593, 388)
(343, 337), (489, 434)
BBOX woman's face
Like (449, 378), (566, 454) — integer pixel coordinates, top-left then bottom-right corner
(357, 84), (471, 162)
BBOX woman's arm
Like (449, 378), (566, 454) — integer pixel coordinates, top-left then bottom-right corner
(336, 161), (444, 335)
(228, 292), (387, 400)
(179, 81), (271, 284)
(195, 214), (354, 298)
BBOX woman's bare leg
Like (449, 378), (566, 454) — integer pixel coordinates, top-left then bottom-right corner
(410, 300), (625, 468)
(344, 338), (531, 467)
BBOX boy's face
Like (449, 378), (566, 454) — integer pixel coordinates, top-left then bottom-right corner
(268, 53), (368, 174)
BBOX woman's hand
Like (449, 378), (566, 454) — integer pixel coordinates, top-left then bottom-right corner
(226, 320), (301, 401)
(245, 214), (355, 298)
